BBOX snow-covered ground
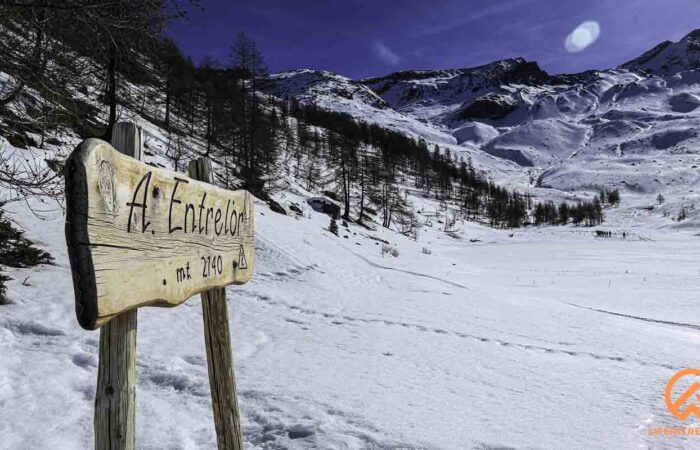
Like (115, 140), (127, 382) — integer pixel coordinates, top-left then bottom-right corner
(2, 185), (699, 449)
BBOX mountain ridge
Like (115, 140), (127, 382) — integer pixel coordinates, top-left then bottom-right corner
(260, 28), (700, 225)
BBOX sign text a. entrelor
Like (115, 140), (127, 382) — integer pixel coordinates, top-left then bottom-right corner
(126, 168), (249, 238)
(65, 138), (255, 330)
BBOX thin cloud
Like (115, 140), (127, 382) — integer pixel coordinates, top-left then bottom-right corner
(417, 0), (536, 37)
(372, 41), (400, 66)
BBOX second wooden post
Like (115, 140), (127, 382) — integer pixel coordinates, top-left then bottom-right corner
(189, 158), (244, 450)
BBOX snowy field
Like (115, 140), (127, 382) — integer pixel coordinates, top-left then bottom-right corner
(1, 194), (699, 450)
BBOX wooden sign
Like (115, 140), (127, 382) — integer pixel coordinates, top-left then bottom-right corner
(65, 138), (255, 330)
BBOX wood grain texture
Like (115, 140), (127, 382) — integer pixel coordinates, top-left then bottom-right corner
(94, 123), (140, 450)
(190, 158), (244, 450)
(94, 310), (137, 450)
(65, 137), (255, 330)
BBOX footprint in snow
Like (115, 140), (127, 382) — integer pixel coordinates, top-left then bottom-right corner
(11, 321), (65, 337)
(181, 355), (206, 366)
(288, 424), (315, 440)
(71, 353), (97, 369)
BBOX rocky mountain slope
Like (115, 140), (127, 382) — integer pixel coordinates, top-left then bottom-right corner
(623, 29), (700, 74)
(262, 29), (700, 226)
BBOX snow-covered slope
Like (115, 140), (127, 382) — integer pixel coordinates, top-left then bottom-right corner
(265, 69), (390, 110)
(3, 144), (700, 449)
(261, 69), (527, 184)
(263, 69), (454, 145)
(362, 58), (558, 123)
(263, 30), (700, 225)
(623, 29), (700, 74)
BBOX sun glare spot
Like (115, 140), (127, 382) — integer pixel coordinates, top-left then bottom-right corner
(565, 21), (600, 53)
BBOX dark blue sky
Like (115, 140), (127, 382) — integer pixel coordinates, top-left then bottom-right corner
(169, 0), (700, 79)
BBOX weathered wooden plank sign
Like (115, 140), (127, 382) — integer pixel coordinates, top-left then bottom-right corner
(65, 138), (255, 330)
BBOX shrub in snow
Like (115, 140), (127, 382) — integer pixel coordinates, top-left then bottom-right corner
(289, 203), (303, 215)
(381, 244), (399, 258)
(329, 218), (339, 236)
(677, 207), (688, 221)
(268, 199), (287, 216)
(0, 212), (53, 268)
(444, 214), (456, 231)
(307, 197), (341, 219)
(0, 273), (9, 304)
(0, 211), (53, 304)
(322, 190), (340, 202)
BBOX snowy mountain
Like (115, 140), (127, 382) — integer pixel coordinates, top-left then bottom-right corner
(265, 69), (390, 110)
(361, 58), (574, 123)
(262, 69), (462, 147)
(262, 30), (700, 225)
(622, 29), (700, 74)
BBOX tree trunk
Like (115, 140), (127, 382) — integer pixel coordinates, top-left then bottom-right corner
(105, 43), (118, 139)
(340, 149), (350, 221)
(164, 76), (171, 131)
(358, 180), (365, 225)
(206, 102), (212, 156)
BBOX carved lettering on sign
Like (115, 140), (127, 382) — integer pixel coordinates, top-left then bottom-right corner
(64, 139), (255, 330)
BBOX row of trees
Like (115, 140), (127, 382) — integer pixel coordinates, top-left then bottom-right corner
(284, 101), (524, 228)
(155, 31), (281, 195)
(533, 198), (604, 226)
(283, 101), (607, 229)
(600, 188), (620, 206)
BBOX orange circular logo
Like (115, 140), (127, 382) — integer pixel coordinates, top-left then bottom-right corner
(665, 369), (700, 421)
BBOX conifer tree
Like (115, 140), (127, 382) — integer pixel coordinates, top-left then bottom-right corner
(329, 218), (339, 236)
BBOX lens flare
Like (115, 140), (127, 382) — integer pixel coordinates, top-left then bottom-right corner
(565, 21), (600, 53)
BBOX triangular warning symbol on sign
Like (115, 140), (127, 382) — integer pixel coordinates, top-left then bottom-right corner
(237, 245), (248, 270)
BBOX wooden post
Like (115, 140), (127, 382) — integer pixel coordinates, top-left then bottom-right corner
(189, 158), (244, 450)
(94, 123), (142, 450)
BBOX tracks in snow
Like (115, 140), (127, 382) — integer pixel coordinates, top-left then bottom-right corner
(349, 250), (470, 290)
(566, 302), (700, 331)
(243, 290), (676, 371)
